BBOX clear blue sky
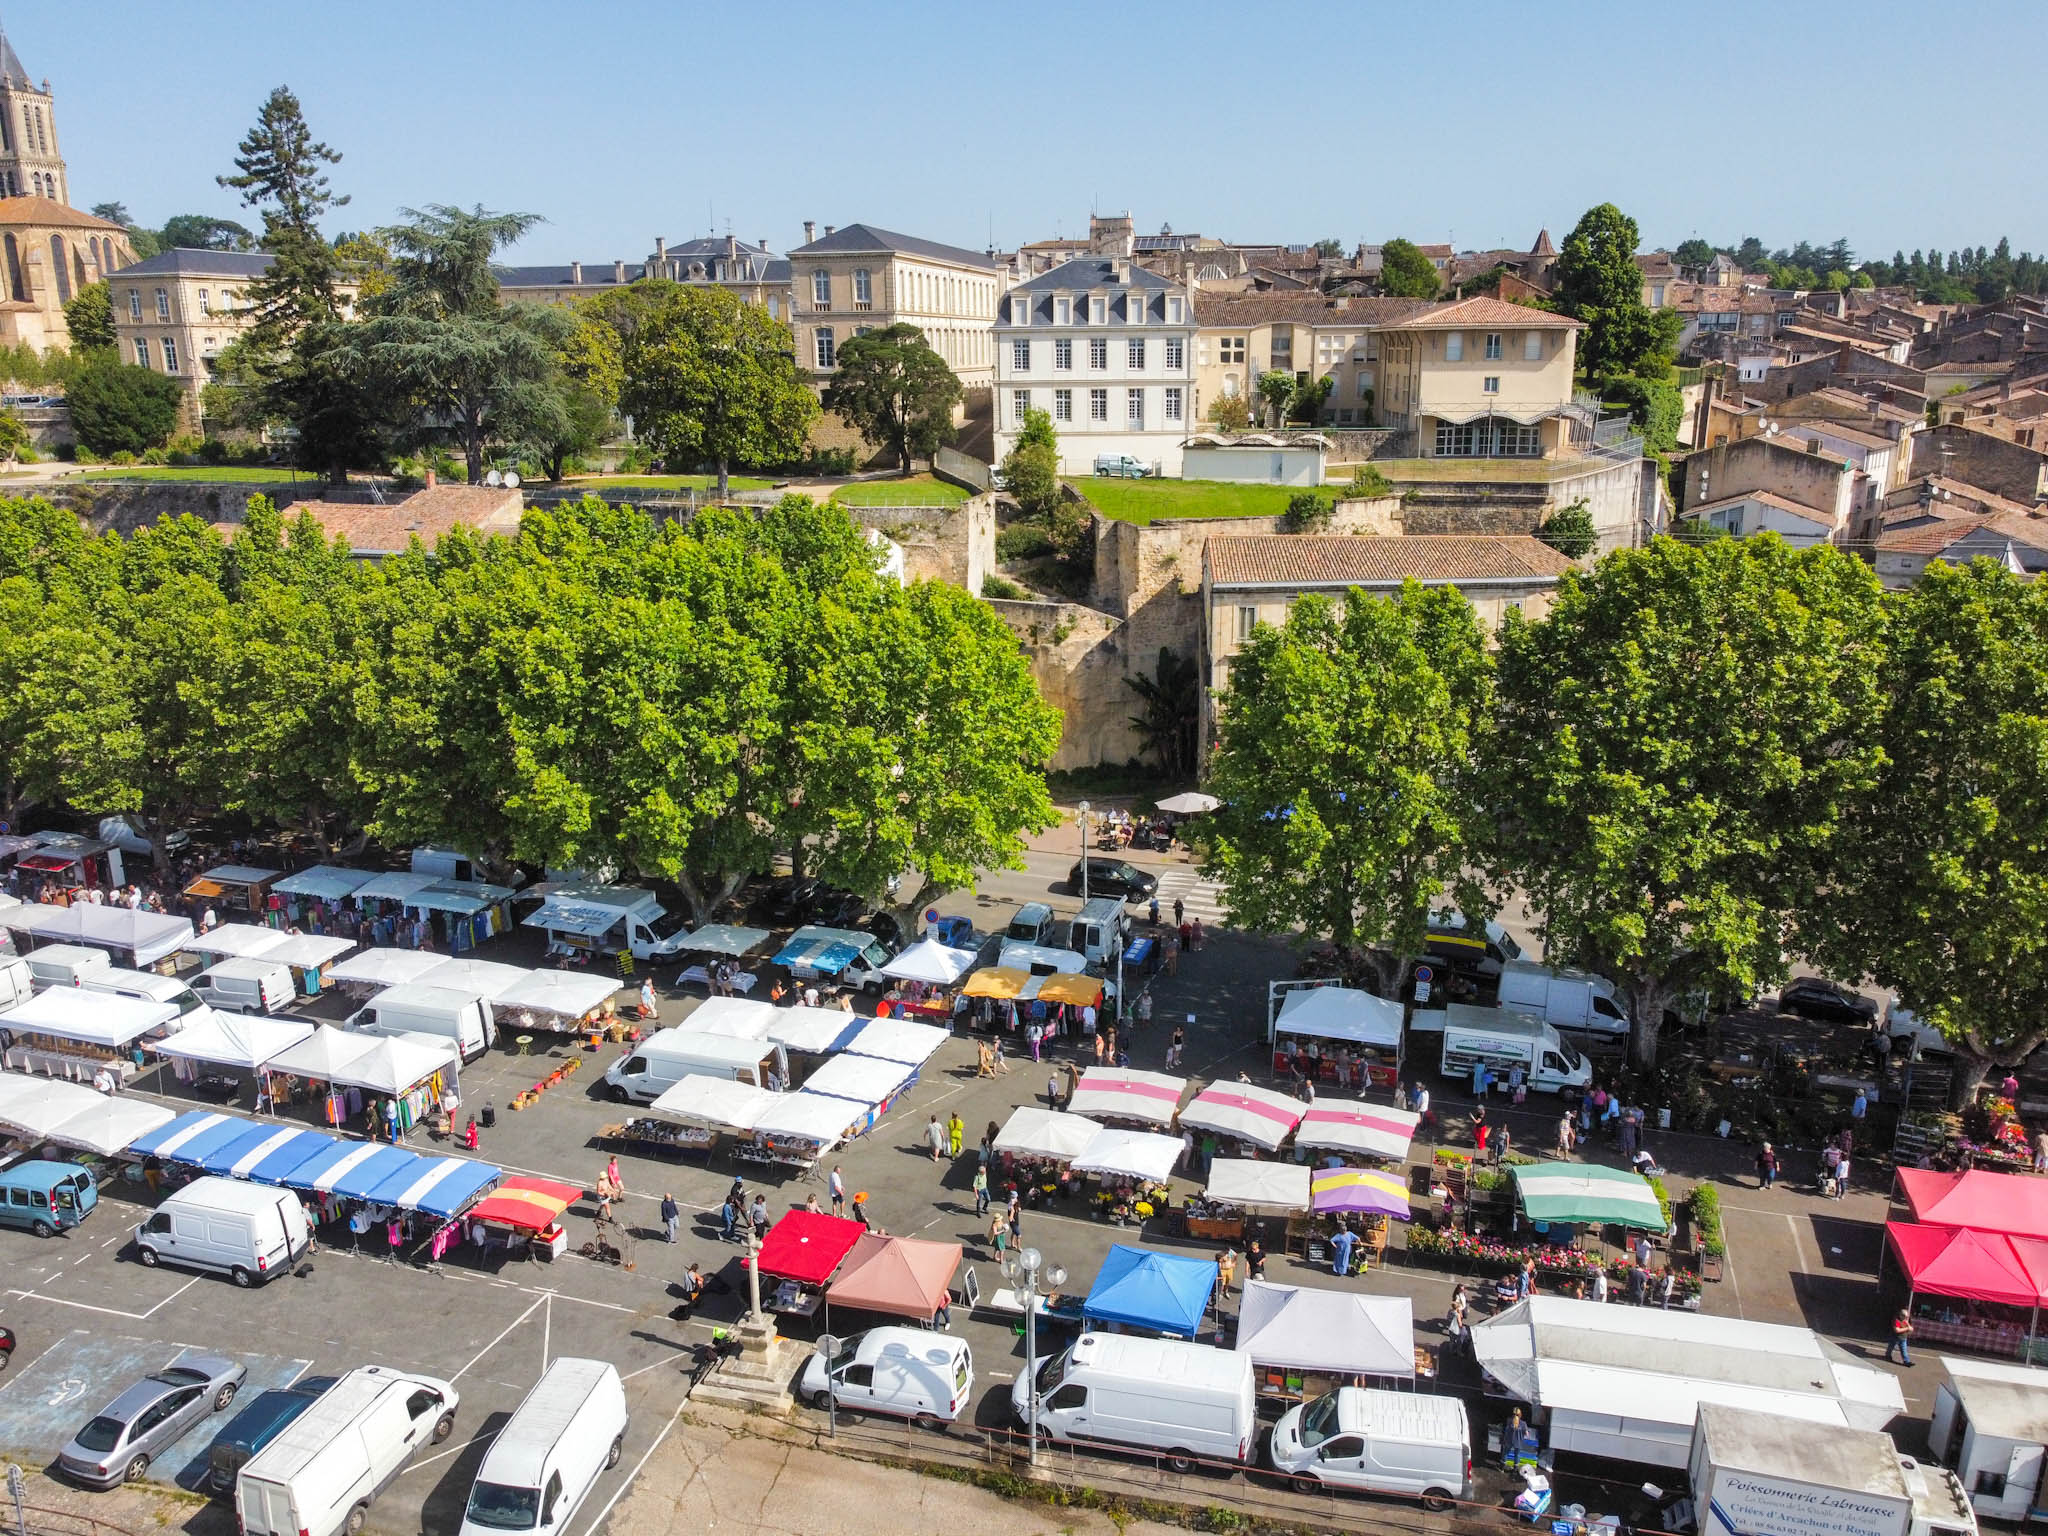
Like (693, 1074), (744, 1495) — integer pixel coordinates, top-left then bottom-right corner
(21, 0), (2048, 266)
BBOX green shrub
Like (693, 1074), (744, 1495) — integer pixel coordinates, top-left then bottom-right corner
(199, 437), (229, 464)
(108, 449), (136, 465)
(1282, 491), (1332, 532)
(64, 353), (184, 457)
(982, 574), (1026, 600)
(1346, 464), (1394, 498)
(1537, 498), (1597, 558)
(996, 522), (1055, 561)
(1688, 1182), (1725, 1256)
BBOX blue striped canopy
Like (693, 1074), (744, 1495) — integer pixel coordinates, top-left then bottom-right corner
(198, 1124), (304, 1178)
(323, 1146), (426, 1201)
(238, 1129), (338, 1185)
(368, 1157), (501, 1218)
(125, 1110), (238, 1160)
(134, 1112), (258, 1168)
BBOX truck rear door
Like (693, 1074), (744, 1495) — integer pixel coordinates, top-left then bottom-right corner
(240, 1477), (297, 1536)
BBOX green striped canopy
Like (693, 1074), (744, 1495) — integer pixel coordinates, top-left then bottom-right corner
(1511, 1163), (1665, 1230)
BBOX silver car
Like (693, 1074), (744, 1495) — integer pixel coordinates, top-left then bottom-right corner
(57, 1350), (246, 1488)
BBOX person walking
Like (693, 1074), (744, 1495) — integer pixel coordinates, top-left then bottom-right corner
(852, 1192), (871, 1229)
(1245, 1237), (1267, 1283)
(1591, 1266), (1609, 1304)
(1886, 1307), (1915, 1365)
(464, 1116), (479, 1152)
(1173, 897), (1185, 928)
(829, 1164), (845, 1213)
(721, 1193), (740, 1243)
(1191, 918), (1204, 952)
(1495, 1126), (1512, 1165)
(989, 1207), (1008, 1256)
(947, 1111), (964, 1158)
(1216, 1247), (1237, 1296)
(1659, 1266), (1677, 1309)
(749, 1193), (770, 1243)
(1447, 1285), (1469, 1342)
(660, 1192), (679, 1244)
(1168, 1024), (1185, 1071)
(973, 1165), (990, 1215)
(1048, 1070), (1061, 1110)
(1331, 1224), (1357, 1276)
(1835, 1151), (1852, 1199)
(926, 1115), (946, 1162)
(2034, 1129), (2048, 1175)
(1557, 1113), (1575, 1160)
(1756, 1142), (1779, 1190)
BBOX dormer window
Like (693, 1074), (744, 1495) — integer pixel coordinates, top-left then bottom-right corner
(1055, 296), (1072, 325)
(1089, 295), (1107, 325)
(1127, 294), (1145, 324)
(1011, 296), (1030, 325)
(1165, 296), (1183, 324)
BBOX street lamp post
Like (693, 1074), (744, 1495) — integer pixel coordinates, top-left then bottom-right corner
(1077, 801), (1091, 904)
(1001, 1245), (1067, 1465)
(817, 1333), (842, 1439)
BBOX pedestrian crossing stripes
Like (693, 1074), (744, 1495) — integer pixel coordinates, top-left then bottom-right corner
(1152, 865), (1230, 927)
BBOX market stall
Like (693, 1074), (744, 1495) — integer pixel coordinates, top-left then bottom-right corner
(417, 957), (532, 1004)
(826, 1233), (964, 1326)
(800, 1053), (916, 1134)
(644, 1074), (775, 1156)
(402, 880), (519, 953)
(774, 926), (887, 983)
(1295, 1102), (1422, 1163)
(672, 924), (770, 993)
(686, 997), (778, 1041)
(1177, 1080), (1306, 1153)
(3, 903), (196, 970)
(195, 1123), (335, 1181)
(1930, 1355), (2048, 1522)
(491, 970), (620, 1039)
(881, 939), (978, 988)
(184, 922), (294, 961)
(993, 1106), (1102, 1162)
(1067, 1126), (1182, 1224)
(13, 832), (125, 895)
(961, 967), (1029, 1001)
(185, 865), (283, 914)
(0, 990), (180, 1083)
(262, 1025), (460, 1138)
(1182, 1157), (1310, 1244)
(271, 866), (375, 902)
(748, 1209), (866, 1317)
(1305, 1166), (1410, 1269)
(1234, 1279), (1417, 1405)
(744, 1090), (860, 1169)
(0, 1077), (171, 1155)
(1886, 1220), (2048, 1362)
(348, 872), (442, 947)
(151, 1011), (316, 1097)
(1510, 1163), (1667, 1232)
(762, 1006), (864, 1059)
(841, 1016), (949, 1075)
(127, 1110), (249, 1166)
(1067, 1067), (1186, 1128)
(328, 947), (448, 994)
(262, 934), (357, 996)
(1082, 1243), (1216, 1339)
(1034, 971), (1105, 1009)
(461, 1176), (583, 1260)
(1898, 1167), (2048, 1242)
(1271, 986), (1404, 1089)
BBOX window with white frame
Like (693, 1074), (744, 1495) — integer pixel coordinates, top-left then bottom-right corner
(844, 269), (866, 307)
(1485, 332), (1502, 359)
(1436, 422), (1475, 456)
(1055, 296), (1072, 325)
(1010, 296), (1029, 325)
(198, 288), (211, 316)
(1484, 376), (1500, 393)
(812, 269), (831, 306)
(154, 288), (170, 320)
(1089, 337), (1107, 369)
(1089, 295), (1106, 324)
(1445, 332), (1463, 361)
(1012, 338), (1030, 372)
(1165, 337), (1183, 370)
(1165, 296), (1183, 324)
(1236, 605), (1257, 641)
(1013, 389), (1030, 424)
(1165, 386), (1182, 422)
(1524, 330), (1543, 360)
(1054, 338), (1073, 370)
(1128, 339), (1145, 370)
(127, 289), (141, 319)
(1126, 294), (1144, 324)
(1127, 389), (1143, 427)
(162, 337), (178, 373)
(1054, 388), (1073, 422)
(133, 337), (149, 367)
(1089, 388), (1108, 421)
(814, 327), (835, 368)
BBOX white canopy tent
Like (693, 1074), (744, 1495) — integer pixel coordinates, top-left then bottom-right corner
(685, 997), (778, 1041)
(801, 1053), (915, 1107)
(762, 1006), (863, 1054)
(1235, 1280), (1414, 1380)
(1177, 1081), (1306, 1151)
(261, 934), (357, 971)
(881, 939), (979, 986)
(1273, 985), (1404, 1049)
(271, 866), (376, 901)
(492, 971), (618, 1026)
(1066, 1067), (1186, 1127)
(748, 1090), (859, 1147)
(993, 1106), (1103, 1162)
(184, 923), (293, 961)
(149, 1011), (314, 1070)
(1294, 1102), (1422, 1161)
(333, 1034), (460, 1096)
(675, 924), (771, 958)
(1156, 792), (1220, 814)
(262, 1024), (380, 1083)
(4, 904), (195, 967)
(649, 1075), (777, 1131)
(403, 880), (517, 915)
(0, 989), (179, 1048)
(842, 1016), (949, 1068)
(328, 949), (448, 989)
(349, 872), (440, 904)
(1069, 1127), (1184, 1182)
(416, 957), (533, 1003)
(1205, 1158), (1312, 1212)
(44, 1094), (175, 1156)
(0, 1071), (52, 1116)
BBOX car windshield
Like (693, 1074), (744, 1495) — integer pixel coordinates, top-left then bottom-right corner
(465, 1483), (542, 1530)
(1556, 1037), (1584, 1073)
(1498, 930), (1524, 961)
(648, 907), (690, 940)
(1298, 1392), (1341, 1447)
(74, 1415), (127, 1453)
(1035, 1344), (1071, 1390)
(861, 943), (890, 967)
(168, 988), (206, 1018)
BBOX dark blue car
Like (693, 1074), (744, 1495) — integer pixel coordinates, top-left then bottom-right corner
(204, 1379), (334, 1495)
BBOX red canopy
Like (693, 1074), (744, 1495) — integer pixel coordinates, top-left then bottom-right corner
(1896, 1167), (2048, 1241)
(750, 1210), (865, 1286)
(826, 1233), (963, 1321)
(467, 1177), (583, 1233)
(1888, 1220), (2048, 1307)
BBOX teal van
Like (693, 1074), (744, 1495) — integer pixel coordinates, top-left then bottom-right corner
(0, 1160), (98, 1237)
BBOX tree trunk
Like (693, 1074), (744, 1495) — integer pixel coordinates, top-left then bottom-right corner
(1621, 975), (1676, 1072)
(716, 457), (730, 503)
(1950, 1053), (1995, 1111)
(1361, 946), (1406, 1001)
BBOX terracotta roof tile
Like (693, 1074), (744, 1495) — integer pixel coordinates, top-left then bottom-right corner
(1876, 510), (2048, 555)
(0, 196), (126, 231)
(1192, 293), (1429, 328)
(1205, 534), (1577, 587)
(1391, 296), (1582, 330)
(278, 485), (525, 553)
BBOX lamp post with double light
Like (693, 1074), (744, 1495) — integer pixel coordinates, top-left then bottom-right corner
(1077, 800), (1091, 903)
(1001, 1245), (1067, 1465)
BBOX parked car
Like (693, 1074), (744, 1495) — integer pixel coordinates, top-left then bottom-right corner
(57, 1350), (247, 1488)
(1066, 857), (1158, 902)
(1778, 976), (1878, 1025)
(205, 1379), (337, 1495)
(865, 911), (902, 947)
(1093, 453), (1154, 479)
(0, 1324), (15, 1371)
(752, 876), (820, 926)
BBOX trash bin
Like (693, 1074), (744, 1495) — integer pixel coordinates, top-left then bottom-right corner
(480, 1102), (497, 1129)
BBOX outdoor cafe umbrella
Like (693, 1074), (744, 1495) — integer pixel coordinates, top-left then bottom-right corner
(1310, 1166), (1412, 1220)
(1155, 792), (1221, 815)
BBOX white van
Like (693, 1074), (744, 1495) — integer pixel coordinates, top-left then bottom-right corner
(237, 1364), (459, 1536)
(347, 984), (492, 1061)
(459, 1358), (626, 1536)
(0, 954), (32, 1010)
(85, 967), (211, 1031)
(1497, 960), (1628, 1039)
(521, 884), (692, 962)
(134, 1176), (311, 1287)
(1005, 902), (1057, 947)
(799, 1329), (973, 1426)
(190, 957), (295, 1015)
(603, 1028), (788, 1104)
(1011, 1332), (1256, 1472)
(1068, 899), (1132, 967)
(1268, 1388), (1470, 1507)
(1424, 909), (1524, 981)
(25, 942), (111, 989)
(1438, 1003), (1590, 1095)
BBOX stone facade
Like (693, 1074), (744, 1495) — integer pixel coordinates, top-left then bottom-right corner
(788, 222), (1002, 390)
(837, 494), (995, 595)
(1911, 424), (2048, 506)
(0, 38), (65, 204)
(0, 197), (133, 351)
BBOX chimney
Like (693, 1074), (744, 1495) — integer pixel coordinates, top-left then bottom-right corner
(759, 239), (768, 253)
(569, 260), (582, 285)
(824, 225), (836, 237)
(726, 234), (738, 260)
(423, 468), (436, 488)
(1112, 259), (1130, 284)
(655, 236), (667, 266)
(613, 259), (626, 283)
(803, 221), (816, 244)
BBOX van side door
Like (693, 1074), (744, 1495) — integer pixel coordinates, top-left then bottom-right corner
(1046, 1382), (1088, 1435)
(537, 1471), (565, 1530)
(1314, 1433), (1368, 1489)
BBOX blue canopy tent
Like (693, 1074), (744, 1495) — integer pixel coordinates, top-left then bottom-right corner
(368, 1156), (500, 1219)
(281, 1141), (409, 1197)
(239, 1129), (338, 1185)
(1082, 1244), (1217, 1338)
(134, 1112), (259, 1169)
(198, 1124), (317, 1179)
(126, 1110), (240, 1162)
(324, 1147), (426, 1202)
(772, 934), (863, 972)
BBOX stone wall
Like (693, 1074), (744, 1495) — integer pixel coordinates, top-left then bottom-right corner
(1321, 428), (1409, 462)
(840, 494), (995, 593)
(1912, 424), (2048, 505)
(42, 479), (306, 535)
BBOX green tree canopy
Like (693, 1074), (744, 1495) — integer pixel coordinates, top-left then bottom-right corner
(62, 283), (116, 352)
(1486, 535), (1888, 1066)
(66, 355), (184, 457)
(1000, 406), (1060, 522)
(158, 214), (255, 252)
(1673, 238), (1717, 268)
(1555, 202), (1664, 386)
(1256, 370), (1295, 427)
(822, 322), (962, 475)
(1203, 583), (1494, 995)
(1124, 647), (1200, 780)
(1535, 499), (1596, 559)
(1379, 239), (1441, 298)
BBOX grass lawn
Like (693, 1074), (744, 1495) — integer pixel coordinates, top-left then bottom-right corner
(830, 474), (970, 507)
(1075, 476), (1303, 524)
(572, 473), (776, 492)
(72, 466), (312, 482)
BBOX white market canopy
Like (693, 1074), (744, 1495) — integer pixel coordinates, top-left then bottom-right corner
(1295, 1101), (1422, 1161)
(880, 939), (979, 986)
(842, 1015), (949, 1068)
(0, 989), (178, 1048)
(350, 872), (441, 903)
(184, 922), (294, 960)
(1067, 1067), (1187, 1127)
(261, 934), (356, 970)
(763, 1006), (863, 1054)
(649, 1075), (777, 1132)
(748, 1090), (859, 1147)
(4, 903), (195, 966)
(685, 996), (778, 1041)
(1069, 1127), (1184, 1183)
(272, 866), (376, 901)
(43, 1093), (175, 1156)
(404, 879), (517, 914)
(1177, 1081), (1306, 1151)
(0, 1071), (51, 1116)
(1235, 1280), (1414, 1380)
(801, 1052), (915, 1108)
(1274, 985), (1403, 1049)
(329, 949), (448, 988)
(1205, 1158), (1312, 1212)
(150, 1011), (314, 1070)
(677, 923), (771, 958)
(262, 1024), (378, 1082)
(331, 1033), (459, 1095)
(1155, 792), (1221, 815)
(493, 970), (618, 1023)
(416, 957), (533, 1003)
(993, 1106), (1103, 1163)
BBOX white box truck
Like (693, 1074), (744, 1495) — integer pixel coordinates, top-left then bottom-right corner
(604, 1027), (787, 1103)
(520, 885), (693, 962)
(1690, 1403), (1976, 1536)
(1498, 960), (1630, 1039)
(1011, 1332), (1257, 1472)
(237, 1364), (459, 1536)
(1438, 1003), (1590, 1095)
(346, 984), (493, 1061)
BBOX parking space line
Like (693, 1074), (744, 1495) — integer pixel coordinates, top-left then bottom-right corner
(578, 1396), (689, 1536)
(6, 1273), (200, 1320)
(452, 1292), (549, 1382)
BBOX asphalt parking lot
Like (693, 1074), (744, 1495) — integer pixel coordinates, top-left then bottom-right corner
(0, 839), (1931, 1533)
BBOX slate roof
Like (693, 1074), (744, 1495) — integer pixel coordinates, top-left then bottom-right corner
(495, 263), (647, 287)
(0, 32), (30, 89)
(1193, 294), (1431, 329)
(109, 247), (271, 279)
(1529, 229), (1556, 257)
(1206, 534), (1577, 587)
(1008, 256), (1175, 293)
(789, 223), (997, 270)
(1390, 296), (1582, 330)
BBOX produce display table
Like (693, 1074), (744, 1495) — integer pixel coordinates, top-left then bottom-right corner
(597, 1118), (713, 1160)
